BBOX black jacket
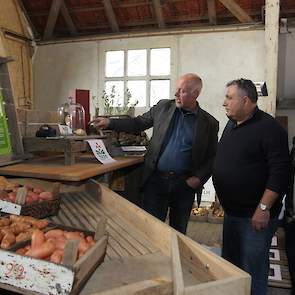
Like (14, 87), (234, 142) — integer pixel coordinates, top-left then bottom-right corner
(109, 99), (219, 188)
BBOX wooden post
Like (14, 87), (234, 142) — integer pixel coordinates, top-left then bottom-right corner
(263, 0), (280, 116)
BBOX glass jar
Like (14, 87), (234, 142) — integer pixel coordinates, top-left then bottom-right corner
(58, 97), (86, 133)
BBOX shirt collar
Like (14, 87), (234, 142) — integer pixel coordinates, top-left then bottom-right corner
(180, 102), (199, 116)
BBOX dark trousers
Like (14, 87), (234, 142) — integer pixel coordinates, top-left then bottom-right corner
(222, 214), (278, 295)
(142, 171), (195, 234)
(285, 220), (295, 295)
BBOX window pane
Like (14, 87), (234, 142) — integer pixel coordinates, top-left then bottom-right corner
(127, 50), (147, 76)
(150, 48), (170, 75)
(127, 80), (146, 107)
(150, 80), (170, 106)
(105, 81), (124, 107)
(106, 51), (124, 77)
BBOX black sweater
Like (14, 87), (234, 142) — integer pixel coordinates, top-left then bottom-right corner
(213, 108), (290, 217)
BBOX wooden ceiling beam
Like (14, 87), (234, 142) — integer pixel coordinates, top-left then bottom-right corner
(207, 0), (217, 25)
(152, 0), (165, 28)
(60, 1), (78, 36)
(16, 0), (39, 38)
(218, 0), (254, 23)
(102, 0), (119, 32)
(43, 0), (63, 40)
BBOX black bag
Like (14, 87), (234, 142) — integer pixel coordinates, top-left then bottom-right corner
(35, 124), (57, 137)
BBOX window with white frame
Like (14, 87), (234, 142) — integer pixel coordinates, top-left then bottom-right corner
(104, 47), (171, 108)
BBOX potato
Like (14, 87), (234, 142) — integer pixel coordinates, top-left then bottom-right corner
(1, 232), (16, 249)
(33, 219), (49, 229)
(45, 229), (64, 239)
(0, 190), (8, 200)
(16, 232), (32, 243)
(8, 192), (16, 203)
(31, 229), (45, 249)
(10, 222), (31, 235)
(26, 241), (55, 259)
(0, 217), (10, 227)
(39, 191), (54, 201)
(33, 187), (44, 194)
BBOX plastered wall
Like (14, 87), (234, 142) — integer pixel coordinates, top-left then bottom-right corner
(34, 29), (266, 132)
(34, 42), (98, 112)
(278, 28), (295, 100)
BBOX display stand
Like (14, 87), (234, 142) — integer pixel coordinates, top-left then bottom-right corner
(0, 57), (26, 166)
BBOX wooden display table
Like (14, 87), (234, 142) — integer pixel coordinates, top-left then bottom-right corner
(0, 154), (144, 182)
(23, 135), (106, 165)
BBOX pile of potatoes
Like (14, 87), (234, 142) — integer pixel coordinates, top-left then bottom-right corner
(0, 176), (54, 204)
(16, 228), (96, 264)
(0, 215), (48, 249)
(191, 207), (209, 216)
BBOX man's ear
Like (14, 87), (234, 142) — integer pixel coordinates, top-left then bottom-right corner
(194, 89), (200, 98)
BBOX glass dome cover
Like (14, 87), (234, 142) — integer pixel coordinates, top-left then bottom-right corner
(58, 97), (86, 132)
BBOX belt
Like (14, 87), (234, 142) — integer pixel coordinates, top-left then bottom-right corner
(156, 170), (189, 179)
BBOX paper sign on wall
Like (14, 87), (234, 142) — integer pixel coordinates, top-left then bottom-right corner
(87, 139), (116, 164)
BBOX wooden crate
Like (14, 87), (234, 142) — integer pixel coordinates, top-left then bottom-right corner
(46, 180), (251, 295)
(22, 135), (106, 165)
(0, 219), (108, 295)
(0, 178), (61, 218)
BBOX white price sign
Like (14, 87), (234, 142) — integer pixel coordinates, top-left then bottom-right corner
(0, 250), (74, 295)
(0, 200), (21, 215)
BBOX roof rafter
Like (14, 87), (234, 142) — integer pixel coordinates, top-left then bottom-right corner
(152, 0), (165, 28)
(60, 1), (78, 36)
(207, 0), (217, 25)
(102, 0), (119, 32)
(43, 0), (63, 40)
(218, 0), (254, 23)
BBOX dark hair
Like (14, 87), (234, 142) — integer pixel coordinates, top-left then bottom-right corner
(226, 78), (258, 102)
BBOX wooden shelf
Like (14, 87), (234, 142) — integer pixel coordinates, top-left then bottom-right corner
(0, 154), (144, 181)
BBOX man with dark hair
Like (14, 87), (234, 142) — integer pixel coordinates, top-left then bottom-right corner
(213, 78), (290, 295)
(93, 73), (219, 234)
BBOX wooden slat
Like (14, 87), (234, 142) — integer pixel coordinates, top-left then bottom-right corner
(152, 0), (165, 28)
(207, 0), (217, 25)
(43, 0), (63, 40)
(102, 0), (119, 32)
(171, 233), (184, 295)
(218, 0), (253, 23)
(82, 195), (143, 257)
(60, 0), (78, 36)
(56, 191), (155, 260)
(90, 278), (172, 295)
(97, 204), (158, 254)
(79, 191), (156, 255)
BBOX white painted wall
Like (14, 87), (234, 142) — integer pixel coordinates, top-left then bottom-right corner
(177, 30), (265, 130)
(34, 42), (98, 113)
(278, 28), (295, 100)
(34, 29), (266, 133)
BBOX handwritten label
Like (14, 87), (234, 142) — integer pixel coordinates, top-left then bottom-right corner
(4, 261), (25, 280)
(0, 250), (74, 295)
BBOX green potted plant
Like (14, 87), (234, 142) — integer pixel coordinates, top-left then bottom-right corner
(102, 86), (138, 117)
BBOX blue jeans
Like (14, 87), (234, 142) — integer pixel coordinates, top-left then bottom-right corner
(143, 171), (195, 234)
(222, 214), (278, 295)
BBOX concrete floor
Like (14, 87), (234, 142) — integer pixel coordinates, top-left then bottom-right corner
(186, 220), (293, 295)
